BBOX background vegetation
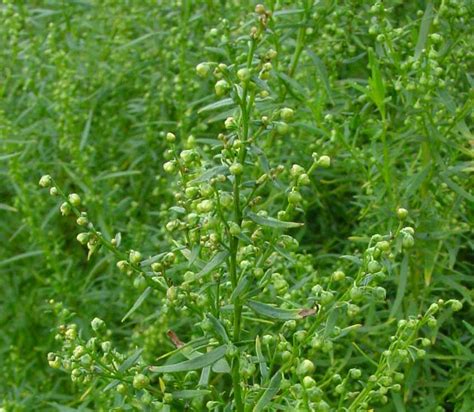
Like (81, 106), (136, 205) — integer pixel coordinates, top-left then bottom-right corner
(0, 0), (472, 411)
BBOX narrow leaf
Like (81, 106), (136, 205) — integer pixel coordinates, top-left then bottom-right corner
(118, 348), (143, 372)
(247, 300), (310, 321)
(150, 345), (227, 373)
(390, 255), (409, 318)
(122, 287), (152, 322)
(196, 250), (229, 279)
(415, 2), (433, 60)
(253, 371), (282, 412)
(247, 212), (303, 229)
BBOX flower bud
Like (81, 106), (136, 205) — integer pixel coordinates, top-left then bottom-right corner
(196, 63), (210, 78)
(237, 68), (251, 82)
(60, 202), (71, 216)
(296, 359), (315, 376)
(397, 208), (408, 220)
(68, 193), (81, 207)
(166, 132), (176, 143)
(133, 373), (150, 390)
(229, 163), (243, 175)
(91, 317), (106, 333)
(50, 187), (58, 196)
(76, 232), (90, 245)
(317, 155), (331, 168)
(288, 190), (302, 205)
(39, 174), (52, 188)
(280, 107), (294, 122)
(163, 160), (176, 173)
(129, 250), (142, 265)
(215, 79), (230, 96)
(197, 199), (214, 214)
(225, 116), (235, 129)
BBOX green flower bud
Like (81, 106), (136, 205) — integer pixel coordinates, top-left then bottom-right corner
(402, 234), (414, 249)
(50, 187), (58, 196)
(297, 359), (315, 376)
(229, 222), (241, 236)
(368, 260), (381, 273)
(297, 173), (310, 185)
(166, 132), (176, 142)
(129, 250), (142, 265)
(163, 160), (176, 173)
(397, 208), (408, 220)
(317, 155), (331, 168)
(303, 376), (316, 389)
(196, 62), (210, 77)
(117, 260), (129, 272)
(350, 368), (362, 379)
(276, 122), (289, 135)
(450, 300), (462, 312)
(290, 164), (305, 177)
(229, 162), (243, 175)
(91, 317), (106, 333)
(215, 79), (230, 96)
(60, 202), (71, 216)
(133, 373), (150, 390)
(68, 193), (81, 207)
(39, 174), (52, 188)
(197, 199), (214, 214)
(280, 107), (294, 122)
(237, 68), (251, 82)
(224, 116), (235, 129)
(76, 232), (90, 245)
(332, 270), (345, 281)
(116, 383), (127, 394)
(288, 190), (302, 205)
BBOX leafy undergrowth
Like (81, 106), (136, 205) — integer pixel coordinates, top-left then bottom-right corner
(1, 1), (472, 411)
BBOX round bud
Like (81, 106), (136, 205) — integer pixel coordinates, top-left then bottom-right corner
(317, 155), (331, 168)
(350, 368), (362, 379)
(290, 164), (305, 177)
(280, 107), (294, 122)
(215, 79), (230, 96)
(255, 4), (265, 14)
(397, 208), (408, 219)
(276, 122), (289, 135)
(129, 250), (142, 265)
(297, 359), (315, 376)
(50, 187), (58, 196)
(224, 116), (235, 129)
(68, 193), (81, 207)
(402, 234), (414, 249)
(332, 270), (345, 281)
(196, 63), (210, 78)
(133, 374), (150, 390)
(76, 232), (90, 245)
(237, 68), (251, 82)
(166, 132), (176, 143)
(288, 190), (302, 205)
(450, 300), (462, 312)
(60, 202), (71, 216)
(39, 174), (52, 188)
(91, 317), (106, 333)
(197, 199), (214, 214)
(163, 161), (176, 173)
(229, 163), (244, 176)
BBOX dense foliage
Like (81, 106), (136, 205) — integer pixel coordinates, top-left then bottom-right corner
(1, 1), (473, 411)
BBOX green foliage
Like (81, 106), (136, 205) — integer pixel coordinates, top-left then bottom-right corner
(1, 1), (473, 411)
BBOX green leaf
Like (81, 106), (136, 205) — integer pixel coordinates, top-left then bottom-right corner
(79, 108), (93, 150)
(415, 2), (433, 60)
(247, 300), (315, 321)
(307, 50), (333, 102)
(247, 212), (303, 229)
(390, 255), (409, 319)
(118, 348), (143, 372)
(255, 336), (269, 381)
(122, 287), (152, 322)
(198, 98), (234, 114)
(196, 250), (229, 279)
(171, 390), (211, 399)
(0, 250), (43, 267)
(253, 371), (282, 412)
(367, 48), (386, 118)
(190, 165), (228, 184)
(206, 313), (230, 343)
(150, 345), (227, 373)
